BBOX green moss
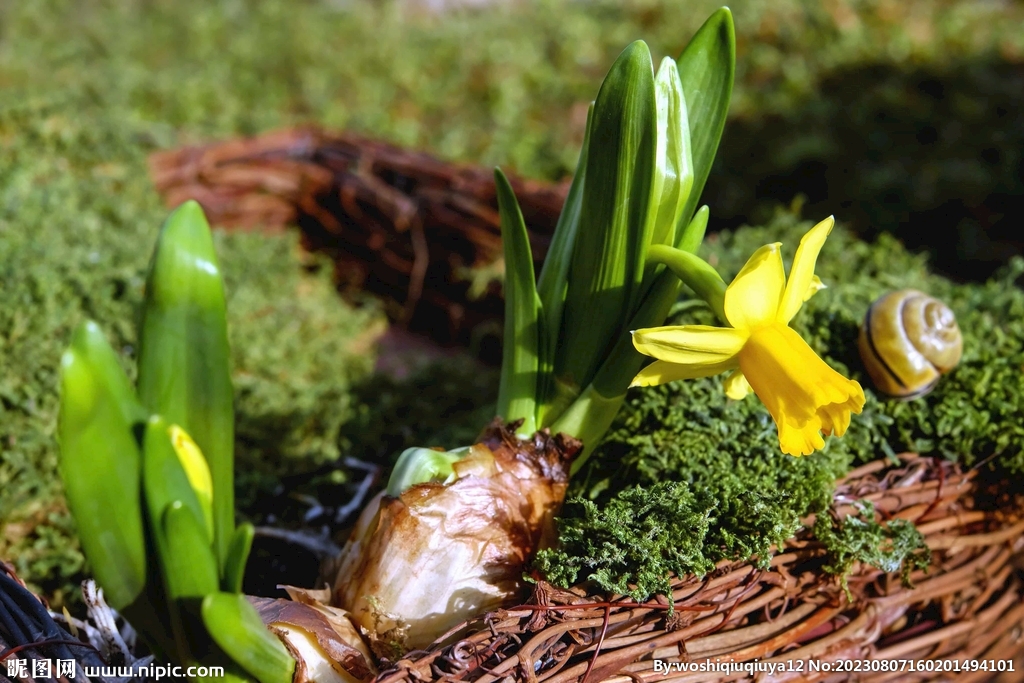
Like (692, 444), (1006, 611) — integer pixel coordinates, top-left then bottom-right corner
(540, 210), (1023, 599)
(534, 482), (716, 602)
(539, 371), (853, 593)
(814, 501), (931, 599)
(3, 0), (1022, 181)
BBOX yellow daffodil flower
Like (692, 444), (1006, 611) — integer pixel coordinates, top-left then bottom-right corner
(630, 217), (865, 456)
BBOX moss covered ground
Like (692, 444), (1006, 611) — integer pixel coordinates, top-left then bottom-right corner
(2, 0), (1023, 605)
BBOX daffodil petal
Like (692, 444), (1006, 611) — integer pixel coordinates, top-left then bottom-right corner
(803, 275), (826, 302)
(723, 370), (751, 399)
(631, 325), (748, 365)
(737, 322), (865, 457)
(777, 418), (826, 457)
(723, 243), (785, 329)
(630, 358), (739, 388)
(819, 391), (862, 437)
(778, 216), (834, 324)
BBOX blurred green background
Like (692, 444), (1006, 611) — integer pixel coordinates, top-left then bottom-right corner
(2, 0), (1023, 605)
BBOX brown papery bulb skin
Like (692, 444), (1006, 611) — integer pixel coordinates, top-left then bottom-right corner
(329, 419), (581, 656)
(858, 289), (963, 399)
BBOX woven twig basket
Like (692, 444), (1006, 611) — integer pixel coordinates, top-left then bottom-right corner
(147, 131), (1024, 682)
(370, 455), (1024, 683)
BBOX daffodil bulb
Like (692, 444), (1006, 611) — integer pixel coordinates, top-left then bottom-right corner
(330, 419), (581, 654)
(252, 586), (376, 683)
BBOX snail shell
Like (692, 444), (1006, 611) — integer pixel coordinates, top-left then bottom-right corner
(858, 289), (962, 399)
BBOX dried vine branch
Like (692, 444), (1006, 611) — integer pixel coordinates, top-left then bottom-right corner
(148, 128), (568, 348)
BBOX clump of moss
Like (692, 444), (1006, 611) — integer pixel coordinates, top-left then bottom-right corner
(814, 501), (931, 599)
(537, 372), (854, 594)
(535, 482), (715, 602)
(538, 209), (1023, 599)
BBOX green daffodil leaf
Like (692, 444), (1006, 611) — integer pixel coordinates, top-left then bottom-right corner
(557, 40), (657, 394)
(137, 200), (235, 570)
(674, 7), (735, 233)
(494, 168), (542, 435)
(57, 322), (148, 610)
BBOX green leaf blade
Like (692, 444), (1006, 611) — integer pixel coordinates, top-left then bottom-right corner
(57, 322), (148, 610)
(137, 200), (235, 569)
(677, 204), (710, 255)
(536, 104), (593, 417)
(162, 501), (220, 599)
(556, 40), (657, 394)
(494, 168), (542, 435)
(201, 593), (296, 683)
(222, 523), (255, 594)
(675, 7), (735, 232)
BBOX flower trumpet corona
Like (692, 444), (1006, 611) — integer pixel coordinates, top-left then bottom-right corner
(631, 217), (866, 456)
(330, 420), (581, 653)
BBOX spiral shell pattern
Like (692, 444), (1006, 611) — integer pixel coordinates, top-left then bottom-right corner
(858, 289), (962, 399)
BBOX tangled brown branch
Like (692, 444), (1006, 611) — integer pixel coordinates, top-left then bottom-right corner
(148, 127), (567, 348)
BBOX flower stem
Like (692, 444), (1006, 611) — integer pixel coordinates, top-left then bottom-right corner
(647, 244), (728, 324)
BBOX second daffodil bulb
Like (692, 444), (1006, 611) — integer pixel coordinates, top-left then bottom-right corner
(631, 217), (866, 456)
(329, 420), (581, 654)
